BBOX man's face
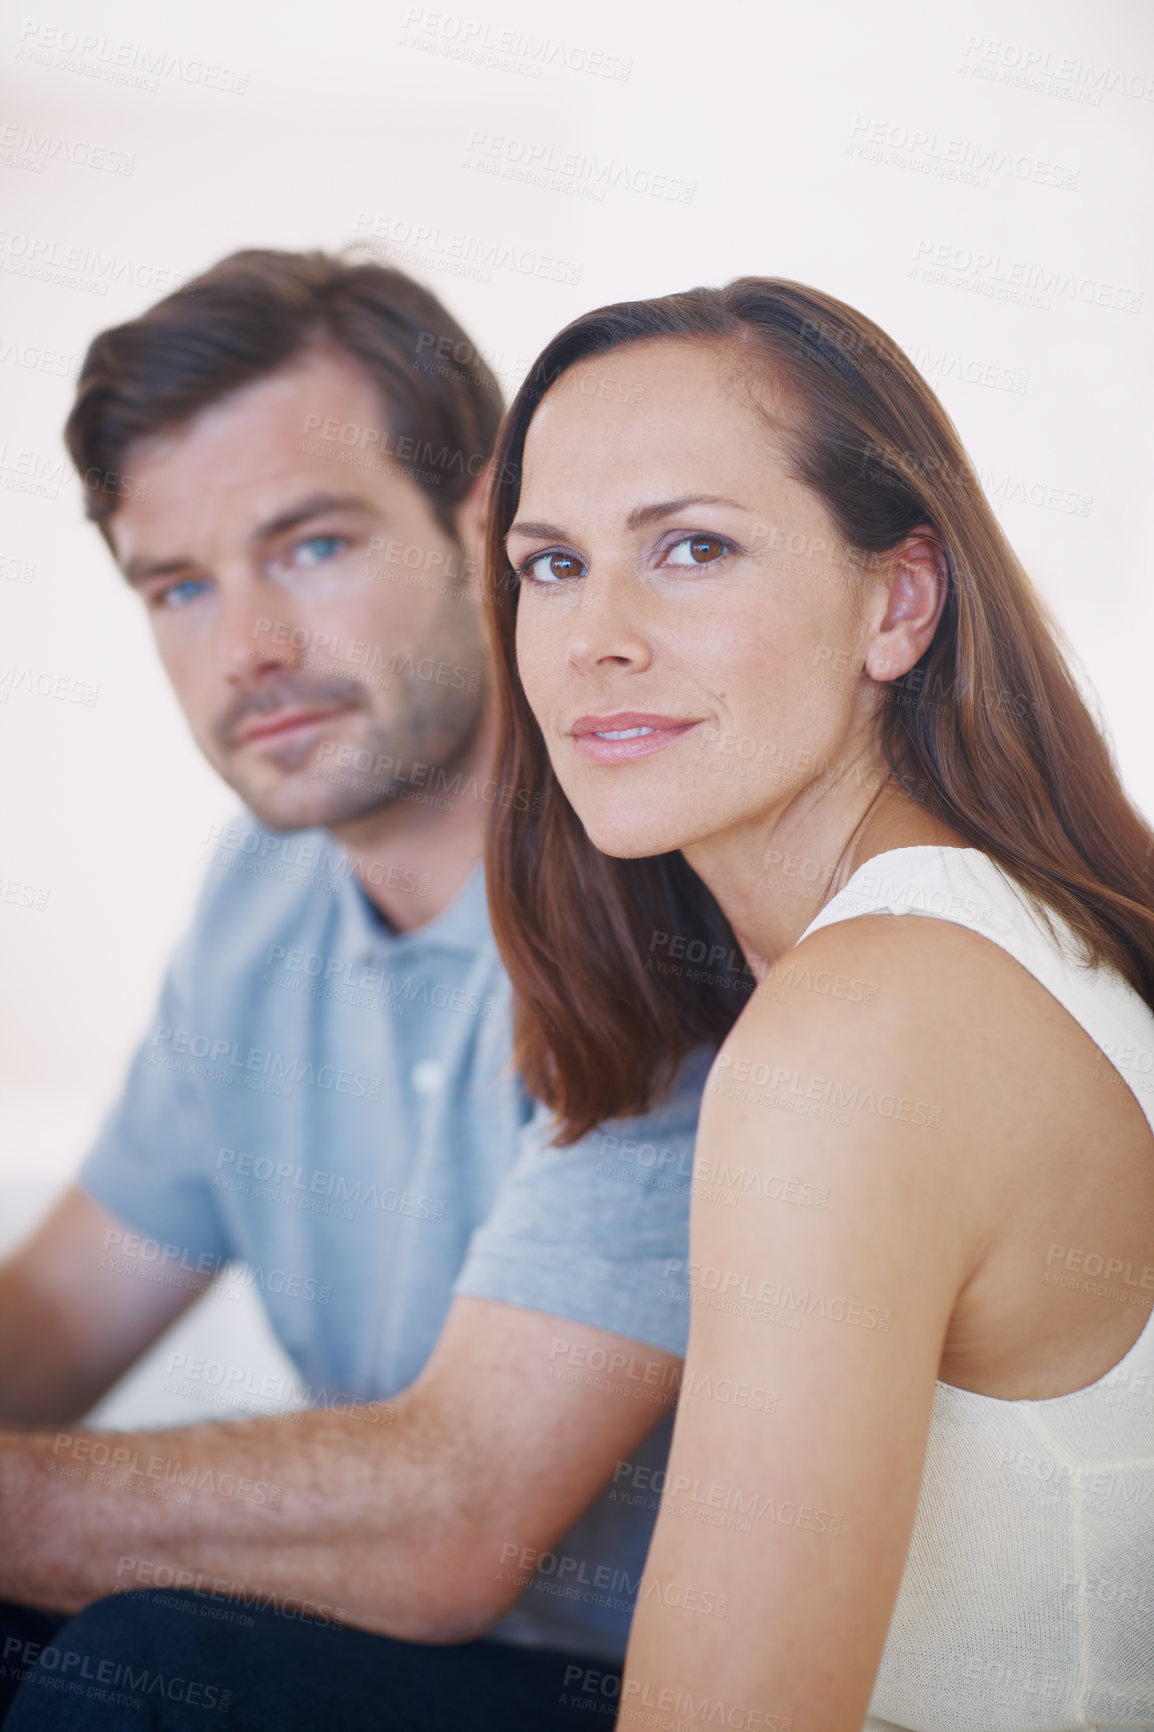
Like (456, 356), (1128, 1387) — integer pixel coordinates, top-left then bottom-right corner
(109, 347), (490, 832)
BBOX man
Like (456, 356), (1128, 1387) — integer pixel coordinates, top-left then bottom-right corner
(0, 251), (713, 1728)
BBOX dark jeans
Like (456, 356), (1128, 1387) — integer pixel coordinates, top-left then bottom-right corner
(0, 1605), (65, 1721)
(1, 1591), (621, 1729)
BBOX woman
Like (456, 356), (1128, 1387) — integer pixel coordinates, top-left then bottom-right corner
(481, 280), (1154, 1730)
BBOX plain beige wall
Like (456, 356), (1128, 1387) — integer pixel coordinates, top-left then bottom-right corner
(1, 0), (1151, 1418)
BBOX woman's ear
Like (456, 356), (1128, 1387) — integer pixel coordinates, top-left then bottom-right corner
(863, 528), (949, 684)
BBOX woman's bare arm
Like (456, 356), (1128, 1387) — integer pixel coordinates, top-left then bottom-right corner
(621, 916), (1013, 1732)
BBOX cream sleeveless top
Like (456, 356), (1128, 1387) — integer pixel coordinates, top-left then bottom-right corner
(797, 847), (1154, 1732)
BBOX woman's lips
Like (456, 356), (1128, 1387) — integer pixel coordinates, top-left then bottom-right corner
(569, 713), (701, 764)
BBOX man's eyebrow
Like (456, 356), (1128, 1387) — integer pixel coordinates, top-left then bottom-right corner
(121, 494), (375, 587)
(250, 493), (374, 544)
(507, 496), (747, 544)
(122, 554), (196, 588)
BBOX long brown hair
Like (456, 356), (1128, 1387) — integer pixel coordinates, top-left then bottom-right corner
(483, 279), (1154, 1143)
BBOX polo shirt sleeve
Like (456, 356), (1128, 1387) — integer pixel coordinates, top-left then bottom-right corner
(453, 1046), (712, 1358)
(78, 920), (231, 1267)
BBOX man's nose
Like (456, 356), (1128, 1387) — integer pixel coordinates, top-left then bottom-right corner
(218, 582), (300, 682)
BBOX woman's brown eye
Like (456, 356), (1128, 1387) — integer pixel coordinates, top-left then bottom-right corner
(665, 534), (731, 570)
(690, 537), (724, 563)
(549, 552), (580, 578)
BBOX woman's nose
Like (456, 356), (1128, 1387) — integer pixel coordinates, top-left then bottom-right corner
(562, 568), (652, 674)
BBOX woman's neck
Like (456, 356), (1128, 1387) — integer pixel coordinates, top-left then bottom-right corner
(685, 771), (968, 978)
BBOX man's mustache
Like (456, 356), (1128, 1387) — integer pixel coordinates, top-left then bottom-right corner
(215, 672), (364, 749)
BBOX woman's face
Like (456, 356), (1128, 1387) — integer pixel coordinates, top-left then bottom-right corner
(509, 338), (889, 864)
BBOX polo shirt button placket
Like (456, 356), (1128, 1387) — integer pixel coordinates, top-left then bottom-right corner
(411, 1060), (446, 1098)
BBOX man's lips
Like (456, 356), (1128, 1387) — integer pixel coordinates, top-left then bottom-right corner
(568, 712), (701, 764)
(234, 705), (348, 746)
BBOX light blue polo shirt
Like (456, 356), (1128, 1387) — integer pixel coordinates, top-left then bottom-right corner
(80, 811), (707, 1661)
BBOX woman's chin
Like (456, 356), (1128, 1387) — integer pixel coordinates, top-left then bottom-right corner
(579, 813), (690, 861)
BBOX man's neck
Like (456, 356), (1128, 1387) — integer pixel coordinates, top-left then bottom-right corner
(327, 713), (498, 932)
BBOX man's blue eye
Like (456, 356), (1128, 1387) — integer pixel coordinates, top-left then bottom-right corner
(161, 578), (210, 608)
(295, 534), (346, 566)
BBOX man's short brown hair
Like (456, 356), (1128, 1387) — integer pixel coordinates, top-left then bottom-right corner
(65, 248), (504, 537)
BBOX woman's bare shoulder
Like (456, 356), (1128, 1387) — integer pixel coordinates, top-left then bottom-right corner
(748, 907), (1076, 1056)
(711, 910), (1093, 1212)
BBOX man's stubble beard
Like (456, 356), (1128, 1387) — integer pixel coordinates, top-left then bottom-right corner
(214, 674), (491, 835)
(201, 578), (493, 834)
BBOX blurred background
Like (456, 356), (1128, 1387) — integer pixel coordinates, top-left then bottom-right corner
(2, 0), (1152, 1424)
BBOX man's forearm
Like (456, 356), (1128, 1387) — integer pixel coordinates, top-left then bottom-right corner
(0, 1398), (493, 1641)
(0, 1298), (682, 1650)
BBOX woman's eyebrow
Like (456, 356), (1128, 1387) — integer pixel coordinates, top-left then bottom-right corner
(506, 520), (568, 542)
(624, 495), (746, 531)
(508, 495), (747, 545)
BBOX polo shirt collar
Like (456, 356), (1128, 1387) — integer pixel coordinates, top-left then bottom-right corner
(330, 844), (489, 962)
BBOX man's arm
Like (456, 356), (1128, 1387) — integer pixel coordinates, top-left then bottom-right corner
(0, 1187), (214, 1425)
(0, 1294), (680, 1642)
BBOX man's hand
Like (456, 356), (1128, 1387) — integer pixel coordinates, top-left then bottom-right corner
(0, 1295), (681, 1642)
